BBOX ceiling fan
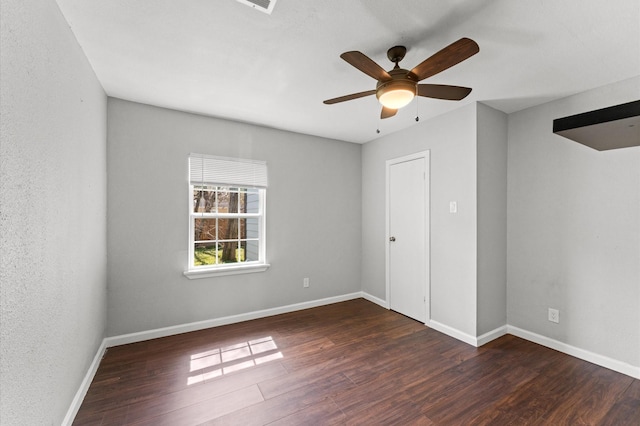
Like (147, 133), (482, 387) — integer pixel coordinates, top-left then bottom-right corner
(323, 38), (479, 119)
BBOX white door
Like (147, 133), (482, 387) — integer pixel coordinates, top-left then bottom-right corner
(386, 152), (429, 323)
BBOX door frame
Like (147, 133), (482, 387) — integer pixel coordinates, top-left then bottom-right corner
(385, 150), (430, 324)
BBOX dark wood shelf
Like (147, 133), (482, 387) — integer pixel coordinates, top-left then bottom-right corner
(553, 100), (640, 151)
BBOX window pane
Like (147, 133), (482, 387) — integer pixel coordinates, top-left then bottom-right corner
(217, 219), (239, 240)
(193, 187), (216, 213)
(216, 189), (230, 213)
(216, 188), (241, 213)
(194, 218), (217, 242)
(194, 243), (223, 266)
(245, 218), (259, 239)
(236, 241), (246, 262)
(245, 240), (259, 262)
(217, 240), (240, 264)
(240, 189), (260, 214)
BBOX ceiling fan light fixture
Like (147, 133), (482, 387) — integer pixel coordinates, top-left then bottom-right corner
(378, 88), (414, 109)
(324, 39), (479, 118)
(376, 79), (416, 109)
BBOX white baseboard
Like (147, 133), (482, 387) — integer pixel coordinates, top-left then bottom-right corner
(508, 325), (640, 380)
(61, 339), (107, 426)
(477, 325), (508, 346)
(426, 321), (506, 347)
(361, 291), (388, 309)
(105, 292), (363, 348)
(427, 319), (479, 346)
(426, 321), (639, 379)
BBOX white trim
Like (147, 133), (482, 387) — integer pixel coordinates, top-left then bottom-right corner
(61, 339), (107, 426)
(425, 322), (504, 347)
(362, 291), (389, 309)
(427, 319), (479, 346)
(420, 320), (639, 379)
(507, 325), (640, 379)
(477, 325), (508, 346)
(184, 263), (270, 279)
(385, 151), (430, 323)
(105, 292), (363, 347)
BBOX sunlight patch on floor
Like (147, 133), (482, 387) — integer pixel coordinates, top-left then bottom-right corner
(187, 336), (283, 385)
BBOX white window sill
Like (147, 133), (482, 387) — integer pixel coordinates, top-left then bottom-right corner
(183, 263), (270, 279)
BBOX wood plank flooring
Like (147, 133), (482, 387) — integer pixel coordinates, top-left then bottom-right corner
(74, 298), (640, 425)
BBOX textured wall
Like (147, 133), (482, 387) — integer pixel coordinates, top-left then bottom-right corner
(476, 104), (508, 335)
(361, 104), (479, 336)
(0, 0), (107, 424)
(507, 77), (640, 367)
(106, 99), (361, 336)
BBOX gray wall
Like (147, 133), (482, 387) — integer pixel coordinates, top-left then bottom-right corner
(361, 104), (479, 336)
(0, 0), (107, 424)
(476, 104), (508, 335)
(507, 76), (640, 367)
(1, 4), (636, 421)
(106, 99), (362, 336)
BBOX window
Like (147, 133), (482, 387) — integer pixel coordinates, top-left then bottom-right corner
(184, 154), (269, 279)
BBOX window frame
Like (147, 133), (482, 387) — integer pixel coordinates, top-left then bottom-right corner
(184, 155), (269, 279)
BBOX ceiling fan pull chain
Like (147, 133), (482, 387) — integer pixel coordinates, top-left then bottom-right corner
(415, 86), (420, 122)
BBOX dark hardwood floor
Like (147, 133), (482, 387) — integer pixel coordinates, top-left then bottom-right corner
(74, 298), (640, 425)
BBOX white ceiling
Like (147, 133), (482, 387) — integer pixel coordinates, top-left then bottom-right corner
(55, 0), (640, 144)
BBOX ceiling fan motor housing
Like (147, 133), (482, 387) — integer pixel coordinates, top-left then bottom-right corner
(387, 45), (407, 64)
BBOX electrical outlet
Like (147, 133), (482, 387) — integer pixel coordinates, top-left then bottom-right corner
(548, 308), (559, 323)
(303, 277), (309, 288)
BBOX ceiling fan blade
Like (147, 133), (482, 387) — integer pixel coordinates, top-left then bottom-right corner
(410, 38), (479, 81)
(341, 51), (392, 81)
(417, 84), (472, 100)
(323, 90), (376, 105)
(381, 106), (397, 119)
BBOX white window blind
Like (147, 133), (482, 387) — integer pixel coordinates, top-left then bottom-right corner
(189, 154), (268, 188)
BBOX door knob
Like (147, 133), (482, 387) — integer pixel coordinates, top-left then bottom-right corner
(389, 236), (396, 242)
